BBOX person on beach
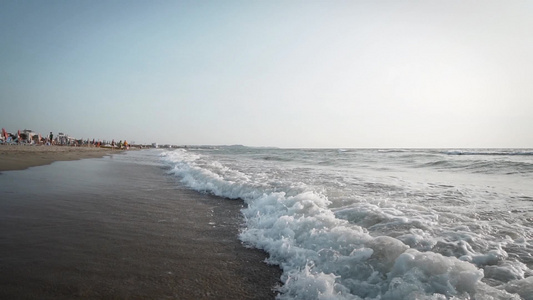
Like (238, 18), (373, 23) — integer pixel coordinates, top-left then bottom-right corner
(1, 128), (8, 142)
(49, 132), (53, 145)
(111, 139), (115, 150)
(1, 128), (8, 144)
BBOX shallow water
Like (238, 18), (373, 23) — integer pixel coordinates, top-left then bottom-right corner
(0, 151), (280, 299)
(161, 147), (533, 300)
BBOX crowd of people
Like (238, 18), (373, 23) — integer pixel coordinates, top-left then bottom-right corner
(1, 128), (131, 150)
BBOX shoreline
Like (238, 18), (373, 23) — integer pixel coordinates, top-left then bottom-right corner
(0, 150), (281, 299)
(0, 145), (124, 171)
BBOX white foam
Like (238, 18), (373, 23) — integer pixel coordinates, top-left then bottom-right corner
(505, 276), (533, 300)
(160, 149), (531, 299)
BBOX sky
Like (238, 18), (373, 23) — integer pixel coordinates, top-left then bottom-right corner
(1, 0), (531, 148)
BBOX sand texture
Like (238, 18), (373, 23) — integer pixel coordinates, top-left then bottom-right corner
(0, 145), (120, 171)
(0, 152), (281, 299)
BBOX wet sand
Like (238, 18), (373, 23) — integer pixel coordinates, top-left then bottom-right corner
(0, 145), (121, 171)
(0, 152), (281, 299)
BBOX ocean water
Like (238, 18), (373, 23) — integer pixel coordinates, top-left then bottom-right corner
(160, 147), (533, 300)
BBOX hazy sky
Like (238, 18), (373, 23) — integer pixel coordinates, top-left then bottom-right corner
(1, 0), (531, 148)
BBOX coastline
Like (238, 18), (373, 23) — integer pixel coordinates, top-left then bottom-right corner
(0, 150), (281, 299)
(0, 145), (123, 171)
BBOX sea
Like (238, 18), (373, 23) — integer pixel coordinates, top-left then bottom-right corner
(158, 147), (533, 300)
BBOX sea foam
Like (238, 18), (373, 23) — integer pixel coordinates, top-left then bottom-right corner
(161, 148), (531, 299)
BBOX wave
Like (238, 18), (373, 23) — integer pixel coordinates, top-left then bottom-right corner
(417, 159), (533, 176)
(443, 149), (533, 156)
(377, 149), (410, 153)
(261, 156), (294, 162)
(160, 149), (530, 300)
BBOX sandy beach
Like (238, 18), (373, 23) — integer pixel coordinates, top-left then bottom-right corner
(0, 149), (281, 299)
(0, 145), (122, 171)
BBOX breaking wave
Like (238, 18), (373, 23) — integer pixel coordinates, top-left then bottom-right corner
(161, 148), (533, 300)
